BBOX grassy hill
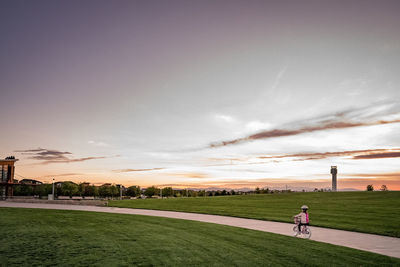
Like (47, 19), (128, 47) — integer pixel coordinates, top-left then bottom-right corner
(1, 208), (399, 266)
(109, 191), (400, 237)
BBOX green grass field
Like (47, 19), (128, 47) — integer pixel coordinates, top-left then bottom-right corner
(109, 191), (400, 237)
(1, 208), (399, 266)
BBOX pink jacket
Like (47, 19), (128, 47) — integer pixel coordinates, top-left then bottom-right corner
(296, 212), (309, 224)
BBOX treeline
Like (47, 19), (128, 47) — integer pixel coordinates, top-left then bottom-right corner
(139, 186), (240, 198)
(13, 182), (121, 198)
(253, 187), (293, 194)
(13, 182), (298, 199)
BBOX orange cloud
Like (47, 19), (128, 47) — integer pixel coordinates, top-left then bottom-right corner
(164, 172), (210, 179)
(113, 168), (165, 173)
(258, 148), (400, 161)
(210, 119), (400, 148)
(209, 102), (400, 148)
(352, 152), (400, 159)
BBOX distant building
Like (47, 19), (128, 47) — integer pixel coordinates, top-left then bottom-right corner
(331, 166), (337, 192)
(0, 156), (19, 199)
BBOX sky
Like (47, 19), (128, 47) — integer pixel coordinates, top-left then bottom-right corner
(1, 0), (400, 190)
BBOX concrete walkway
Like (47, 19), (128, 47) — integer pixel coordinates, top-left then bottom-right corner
(1, 201), (399, 259)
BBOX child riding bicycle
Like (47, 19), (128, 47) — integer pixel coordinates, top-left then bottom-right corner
(293, 205), (310, 236)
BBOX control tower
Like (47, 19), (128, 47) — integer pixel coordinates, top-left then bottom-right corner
(331, 166), (337, 192)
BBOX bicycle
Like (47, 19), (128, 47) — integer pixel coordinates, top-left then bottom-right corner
(293, 216), (311, 239)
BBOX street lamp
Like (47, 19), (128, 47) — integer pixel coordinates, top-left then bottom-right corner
(51, 178), (55, 200)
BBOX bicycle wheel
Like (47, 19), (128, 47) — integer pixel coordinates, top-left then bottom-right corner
(303, 226), (311, 239)
(293, 225), (299, 236)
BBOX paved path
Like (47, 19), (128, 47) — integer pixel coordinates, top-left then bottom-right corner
(1, 201), (399, 259)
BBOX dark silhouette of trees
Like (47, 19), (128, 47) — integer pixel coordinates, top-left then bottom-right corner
(127, 186), (141, 197)
(144, 186), (157, 197)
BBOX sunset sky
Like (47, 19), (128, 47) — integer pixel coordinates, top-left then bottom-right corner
(1, 0), (399, 190)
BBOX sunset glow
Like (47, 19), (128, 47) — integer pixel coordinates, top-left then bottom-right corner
(1, 0), (399, 191)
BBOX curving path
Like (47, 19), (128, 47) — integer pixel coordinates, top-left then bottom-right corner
(1, 201), (399, 259)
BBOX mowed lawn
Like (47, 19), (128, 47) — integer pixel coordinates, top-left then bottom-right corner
(1, 208), (399, 266)
(109, 191), (400, 237)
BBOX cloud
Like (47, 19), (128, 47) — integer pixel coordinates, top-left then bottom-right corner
(88, 140), (110, 147)
(270, 66), (287, 92)
(204, 148), (400, 168)
(346, 172), (400, 179)
(209, 102), (400, 148)
(164, 172), (209, 179)
(245, 121), (273, 132)
(258, 148), (400, 161)
(15, 148), (71, 161)
(15, 148), (107, 164)
(352, 152), (400, 160)
(113, 168), (165, 173)
(214, 114), (235, 123)
(41, 157), (106, 165)
(40, 173), (83, 178)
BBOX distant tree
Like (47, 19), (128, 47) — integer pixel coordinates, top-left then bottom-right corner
(98, 185), (111, 198)
(230, 190), (236, 195)
(366, 184), (374, 191)
(34, 184), (52, 197)
(162, 187), (173, 197)
(313, 188), (319, 192)
(144, 186), (157, 197)
(188, 190), (197, 197)
(61, 182), (79, 197)
(127, 186), (141, 197)
(83, 185), (96, 197)
(110, 185), (119, 199)
(262, 187), (270, 194)
(93, 186), (99, 197)
(13, 184), (33, 196)
(198, 190), (207, 197)
(380, 185), (388, 191)
(78, 183), (91, 196)
(255, 187), (261, 194)
(221, 189), (227, 196)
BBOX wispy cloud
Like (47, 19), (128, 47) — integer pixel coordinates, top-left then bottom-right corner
(40, 173), (83, 178)
(352, 151), (400, 160)
(346, 172), (400, 178)
(203, 148), (400, 168)
(113, 168), (165, 173)
(88, 140), (110, 147)
(15, 148), (107, 164)
(164, 172), (209, 179)
(214, 114), (235, 123)
(270, 66), (287, 92)
(258, 148), (400, 161)
(209, 102), (400, 148)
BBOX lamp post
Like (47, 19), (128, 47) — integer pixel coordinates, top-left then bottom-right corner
(51, 178), (55, 200)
